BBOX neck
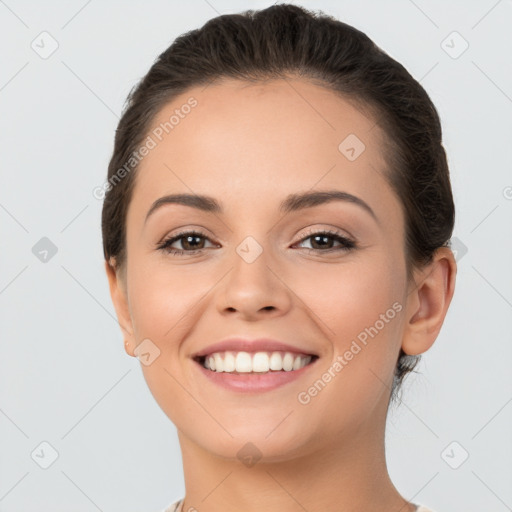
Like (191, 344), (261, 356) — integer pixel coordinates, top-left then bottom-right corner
(176, 400), (414, 512)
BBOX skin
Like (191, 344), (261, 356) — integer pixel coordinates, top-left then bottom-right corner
(106, 77), (456, 512)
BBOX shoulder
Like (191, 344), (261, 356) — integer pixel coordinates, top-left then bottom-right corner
(162, 500), (435, 512)
(160, 498), (183, 512)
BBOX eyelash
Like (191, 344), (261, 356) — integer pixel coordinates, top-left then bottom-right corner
(156, 229), (356, 256)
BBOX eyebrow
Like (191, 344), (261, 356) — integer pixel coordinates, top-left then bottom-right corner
(144, 190), (378, 224)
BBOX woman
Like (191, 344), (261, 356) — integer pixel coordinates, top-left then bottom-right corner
(102, 4), (456, 511)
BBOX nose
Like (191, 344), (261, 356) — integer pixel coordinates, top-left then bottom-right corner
(216, 242), (293, 321)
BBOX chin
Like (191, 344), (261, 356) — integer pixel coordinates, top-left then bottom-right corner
(192, 422), (318, 465)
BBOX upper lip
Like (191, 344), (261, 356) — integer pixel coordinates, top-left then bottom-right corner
(191, 338), (319, 360)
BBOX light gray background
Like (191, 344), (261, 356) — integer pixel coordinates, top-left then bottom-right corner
(1, 1), (511, 511)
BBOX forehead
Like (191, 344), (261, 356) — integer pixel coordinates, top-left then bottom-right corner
(130, 77), (400, 224)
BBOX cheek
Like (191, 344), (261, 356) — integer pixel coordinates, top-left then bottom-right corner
(291, 256), (403, 347)
(292, 257), (404, 410)
(333, 261), (404, 372)
(127, 261), (206, 343)
(125, 259), (211, 426)
(123, 217), (199, 342)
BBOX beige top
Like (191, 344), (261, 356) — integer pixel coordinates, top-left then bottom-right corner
(162, 499), (436, 511)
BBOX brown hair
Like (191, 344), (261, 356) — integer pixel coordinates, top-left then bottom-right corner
(101, 4), (455, 403)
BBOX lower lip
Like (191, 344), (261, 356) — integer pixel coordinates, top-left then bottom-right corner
(193, 358), (318, 393)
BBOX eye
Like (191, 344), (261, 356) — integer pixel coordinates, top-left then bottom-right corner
(156, 228), (356, 256)
(156, 230), (216, 255)
(294, 229), (356, 252)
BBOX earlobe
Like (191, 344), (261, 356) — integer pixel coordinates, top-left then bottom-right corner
(401, 247), (457, 356)
(124, 339), (135, 358)
(104, 259), (136, 357)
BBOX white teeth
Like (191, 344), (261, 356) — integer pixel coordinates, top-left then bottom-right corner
(201, 351), (313, 373)
(235, 352), (252, 373)
(282, 352), (294, 371)
(252, 352), (270, 372)
(214, 353), (224, 372)
(223, 351), (236, 372)
(269, 352), (282, 370)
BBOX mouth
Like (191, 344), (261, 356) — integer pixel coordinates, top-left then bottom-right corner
(193, 350), (319, 374)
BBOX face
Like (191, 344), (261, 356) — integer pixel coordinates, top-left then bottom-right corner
(111, 77), (415, 461)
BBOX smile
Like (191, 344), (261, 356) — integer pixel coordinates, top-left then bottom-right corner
(197, 350), (316, 373)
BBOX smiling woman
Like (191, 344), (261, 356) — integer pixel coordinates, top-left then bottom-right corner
(101, 4), (456, 512)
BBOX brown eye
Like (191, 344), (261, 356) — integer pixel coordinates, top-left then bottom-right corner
(296, 230), (356, 252)
(157, 231), (215, 255)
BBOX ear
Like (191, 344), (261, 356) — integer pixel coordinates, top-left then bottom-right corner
(105, 258), (136, 357)
(401, 247), (457, 356)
